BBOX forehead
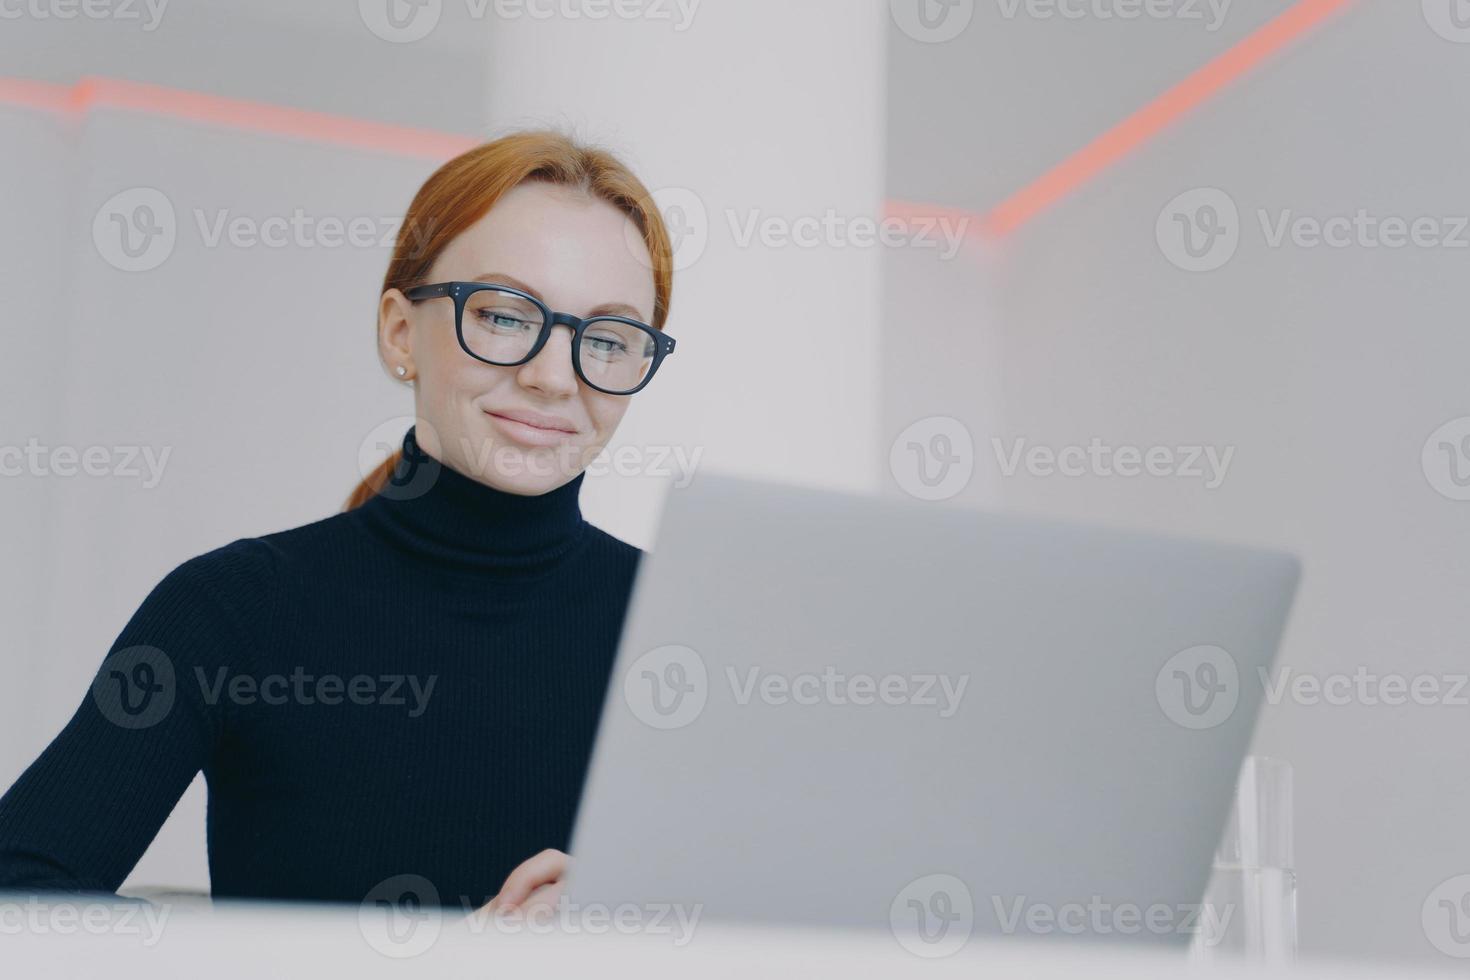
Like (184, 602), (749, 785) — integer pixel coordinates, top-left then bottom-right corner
(431, 181), (657, 322)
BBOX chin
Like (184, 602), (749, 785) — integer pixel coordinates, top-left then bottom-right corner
(490, 470), (558, 496)
(490, 448), (583, 495)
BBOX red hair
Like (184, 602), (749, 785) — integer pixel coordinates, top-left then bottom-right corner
(345, 130), (675, 510)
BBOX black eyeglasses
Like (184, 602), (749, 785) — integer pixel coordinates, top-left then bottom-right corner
(404, 281), (675, 396)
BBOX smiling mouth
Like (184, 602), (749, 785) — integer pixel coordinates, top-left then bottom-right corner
(483, 410), (579, 446)
(487, 412), (575, 433)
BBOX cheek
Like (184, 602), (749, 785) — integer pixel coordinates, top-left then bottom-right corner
(420, 322), (504, 392)
(583, 392), (631, 442)
(413, 316), (466, 386)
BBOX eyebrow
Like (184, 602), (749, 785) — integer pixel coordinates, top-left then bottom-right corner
(472, 272), (650, 323)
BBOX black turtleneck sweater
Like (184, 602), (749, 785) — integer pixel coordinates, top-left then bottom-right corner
(0, 427), (642, 908)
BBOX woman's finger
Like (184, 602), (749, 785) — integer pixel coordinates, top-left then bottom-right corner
(521, 879), (564, 913)
(494, 848), (568, 910)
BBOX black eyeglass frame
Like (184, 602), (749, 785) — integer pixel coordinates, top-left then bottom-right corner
(404, 280), (675, 396)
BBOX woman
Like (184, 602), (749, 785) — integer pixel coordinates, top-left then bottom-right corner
(0, 130), (676, 916)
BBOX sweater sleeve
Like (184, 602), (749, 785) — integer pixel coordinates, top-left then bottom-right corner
(0, 538), (276, 894)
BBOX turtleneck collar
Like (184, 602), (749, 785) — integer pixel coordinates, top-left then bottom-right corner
(355, 425), (588, 576)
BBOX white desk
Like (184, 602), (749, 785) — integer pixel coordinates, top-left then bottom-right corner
(0, 898), (1451, 978)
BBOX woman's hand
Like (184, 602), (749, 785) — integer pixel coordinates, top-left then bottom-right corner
(479, 848), (569, 918)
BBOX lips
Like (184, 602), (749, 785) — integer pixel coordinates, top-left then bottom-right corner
(486, 408), (578, 434)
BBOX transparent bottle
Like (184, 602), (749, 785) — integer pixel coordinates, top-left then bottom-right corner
(1191, 756), (1297, 963)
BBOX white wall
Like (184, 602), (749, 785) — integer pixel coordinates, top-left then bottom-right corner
(884, 1), (1470, 966)
(479, 0), (889, 539)
(0, 105), (72, 786)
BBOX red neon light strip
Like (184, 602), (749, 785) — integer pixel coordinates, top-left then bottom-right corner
(0, 76), (479, 160)
(985, 0), (1351, 235)
(888, 0), (1353, 239)
(0, 78), (71, 114)
(1, 0), (1350, 206)
(883, 197), (993, 245)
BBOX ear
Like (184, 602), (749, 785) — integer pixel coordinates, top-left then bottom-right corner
(378, 288), (415, 379)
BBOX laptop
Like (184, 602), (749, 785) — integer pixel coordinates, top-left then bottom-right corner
(567, 473), (1299, 951)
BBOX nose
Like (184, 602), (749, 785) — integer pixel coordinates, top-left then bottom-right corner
(515, 324), (579, 398)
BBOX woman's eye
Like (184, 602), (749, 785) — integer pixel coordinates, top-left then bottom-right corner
(586, 336), (628, 356)
(480, 311), (532, 332)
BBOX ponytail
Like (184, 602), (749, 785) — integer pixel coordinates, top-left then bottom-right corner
(344, 450), (402, 511)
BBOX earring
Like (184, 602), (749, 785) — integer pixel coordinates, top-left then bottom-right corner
(395, 366), (408, 378)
